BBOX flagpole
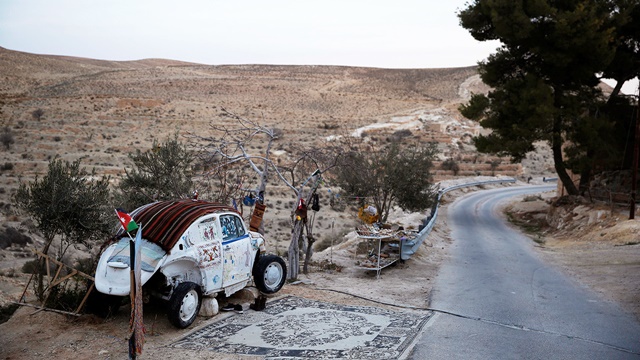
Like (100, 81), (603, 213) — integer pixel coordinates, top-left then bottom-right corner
(115, 208), (143, 359)
(128, 229), (136, 360)
(128, 223), (144, 359)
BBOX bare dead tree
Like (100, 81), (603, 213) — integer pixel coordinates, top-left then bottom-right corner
(281, 144), (351, 279)
(190, 108), (344, 280)
(189, 108), (280, 233)
(287, 169), (323, 280)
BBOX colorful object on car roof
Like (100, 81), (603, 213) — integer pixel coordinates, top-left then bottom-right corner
(115, 208), (138, 232)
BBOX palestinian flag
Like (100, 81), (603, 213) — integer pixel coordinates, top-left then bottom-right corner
(116, 208), (139, 232)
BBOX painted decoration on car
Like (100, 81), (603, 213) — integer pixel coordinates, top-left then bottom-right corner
(223, 248), (237, 283)
(196, 222), (221, 269)
(197, 242), (221, 269)
(199, 220), (219, 242)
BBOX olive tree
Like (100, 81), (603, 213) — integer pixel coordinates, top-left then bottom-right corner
(14, 157), (112, 299)
(335, 141), (439, 223)
(116, 135), (194, 210)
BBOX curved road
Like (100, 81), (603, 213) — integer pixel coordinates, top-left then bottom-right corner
(409, 185), (640, 359)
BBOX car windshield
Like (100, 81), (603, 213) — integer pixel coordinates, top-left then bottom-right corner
(107, 237), (166, 272)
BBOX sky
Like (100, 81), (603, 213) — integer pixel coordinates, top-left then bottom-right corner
(0, 0), (499, 68)
(0, 0), (637, 94)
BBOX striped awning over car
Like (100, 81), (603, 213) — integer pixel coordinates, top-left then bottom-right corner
(119, 199), (239, 252)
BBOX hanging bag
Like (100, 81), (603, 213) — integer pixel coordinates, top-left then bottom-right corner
(311, 193), (320, 211)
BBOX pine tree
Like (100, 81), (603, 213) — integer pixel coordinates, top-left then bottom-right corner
(459, 0), (640, 195)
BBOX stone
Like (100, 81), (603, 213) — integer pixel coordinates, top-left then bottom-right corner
(200, 297), (219, 317)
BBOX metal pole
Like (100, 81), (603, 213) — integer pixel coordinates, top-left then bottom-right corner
(632, 85), (640, 219)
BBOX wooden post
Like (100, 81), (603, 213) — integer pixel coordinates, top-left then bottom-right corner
(16, 250), (96, 316)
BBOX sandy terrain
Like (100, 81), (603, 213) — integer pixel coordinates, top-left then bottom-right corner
(1, 182), (639, 360)
(0, 192), (452, 360)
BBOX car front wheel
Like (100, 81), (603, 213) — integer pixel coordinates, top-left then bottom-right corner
(167, 281), (202, 328)
(253, 254), (287, 294)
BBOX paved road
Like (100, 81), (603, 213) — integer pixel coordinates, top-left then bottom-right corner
(408, 185), (640, 360)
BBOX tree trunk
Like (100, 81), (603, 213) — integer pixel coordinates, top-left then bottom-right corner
(36, 236), (55, 301)
(287, 221), (303, 280)
(303, 235), (315, 275)
(257, 142), (271, 235)
(578, 149), (594, 196)
(579, 166), (591, 196)
(552, 89), (579, 196)
(552, 124), (579, 196)
(303, 219), (315, 274)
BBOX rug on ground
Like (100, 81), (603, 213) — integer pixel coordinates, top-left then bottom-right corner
(171, 295), (432, 359)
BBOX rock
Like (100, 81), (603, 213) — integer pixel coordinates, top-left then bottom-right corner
(235, 287), (260, 302)
(200, 297), (219, 317)
(588, 210), (607, 225)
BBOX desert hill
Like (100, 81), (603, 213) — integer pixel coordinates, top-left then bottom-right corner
(0, 46), (530, 199)
(0, 46), (545, 264)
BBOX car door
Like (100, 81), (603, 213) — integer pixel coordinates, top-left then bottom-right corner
(219, 213), (253, 287)
(189, 216), (223, 293)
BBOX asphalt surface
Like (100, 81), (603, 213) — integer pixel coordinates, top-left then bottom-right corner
(408, 185), (640, 360)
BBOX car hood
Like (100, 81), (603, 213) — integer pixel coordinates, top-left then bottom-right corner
(94, 237), (166, 296)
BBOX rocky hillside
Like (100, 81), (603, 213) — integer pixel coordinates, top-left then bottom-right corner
(0, 47), (552, 273)
(0, 47), (540, 197)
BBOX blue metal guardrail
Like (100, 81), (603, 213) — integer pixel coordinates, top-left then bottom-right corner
(399, 177), (517, 260)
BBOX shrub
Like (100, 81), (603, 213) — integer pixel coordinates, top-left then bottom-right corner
(319, 123), (340, 130)
(75, 256), (97, 275)
(0, 127), (14, 150)
(0, 303), (19, 324)
(43, 281), (88, 313)
(0, 163), (12, 171)
(388, 129), (412, 142)
(14, 157), (112, 300)
(115, 135), (193, 210)
(335, 142), (438, 222)
(441, 158), (460, 176)
(314, 230), (348, 252)
(490, 159), (501, 175)
(523, 195), (543, 202)
(0, 227), (32, 249)
(272, 128), (284, 139)
(0, 268), (17, 277)
(31, 109), (44, 121)
(21, 259), (41, 274)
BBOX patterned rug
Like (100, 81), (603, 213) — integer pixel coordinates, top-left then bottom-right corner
(171, 296), (432, 359)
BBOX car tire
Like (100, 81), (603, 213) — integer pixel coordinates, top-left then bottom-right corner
(253, 254), (287, 294)
(167, 282), (202, 328)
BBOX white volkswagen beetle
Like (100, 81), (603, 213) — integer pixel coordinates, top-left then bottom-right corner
(93, 199), (286, 328)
